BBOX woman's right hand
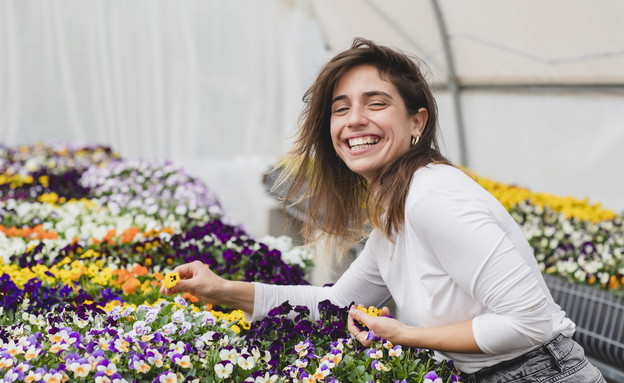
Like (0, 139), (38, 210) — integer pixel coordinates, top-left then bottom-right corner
(159, 261), (226, 305)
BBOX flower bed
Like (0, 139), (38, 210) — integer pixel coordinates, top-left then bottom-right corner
(475, 175), (624, 298)
(0, 144), (460, 382)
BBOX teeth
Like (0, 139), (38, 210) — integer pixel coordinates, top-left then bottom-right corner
(348, 137), (379, 150)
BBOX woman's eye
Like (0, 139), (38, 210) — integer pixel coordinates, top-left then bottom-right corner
(333, 106), (349, 114)
(369, 102), (386, 108)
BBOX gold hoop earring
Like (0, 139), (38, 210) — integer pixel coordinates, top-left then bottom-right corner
(411, 135), (421, 146)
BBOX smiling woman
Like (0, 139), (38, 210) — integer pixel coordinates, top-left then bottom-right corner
(163, 38), (607, 382)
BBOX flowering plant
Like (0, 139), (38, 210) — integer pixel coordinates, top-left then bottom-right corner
(1, 143), (460, 382)
(476, 175), (624, 296)
(0, 295), (461, 383)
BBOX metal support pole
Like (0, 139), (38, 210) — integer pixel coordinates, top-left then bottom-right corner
(430, 0), (469, 166)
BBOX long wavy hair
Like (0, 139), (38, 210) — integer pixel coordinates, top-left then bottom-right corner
(278, 38), (454, 256)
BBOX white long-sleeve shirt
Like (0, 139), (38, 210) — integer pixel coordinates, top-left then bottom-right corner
(251, 164), (575, 373)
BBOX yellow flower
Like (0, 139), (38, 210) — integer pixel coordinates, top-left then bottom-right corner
(163, 272), (180, 289)
(38, 192), (59, 204)
(38, 175), (49, 188)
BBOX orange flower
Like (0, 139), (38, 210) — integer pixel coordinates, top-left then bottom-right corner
(121, 227), (141, 243)
(0, 224), (58, 240)
(131, 264), (148, 277)
(152, 272), (165, 281)
(608, 275), (619, 290)
(112, 269), (132, 286)
(182, 292), (199, 303)
(122, 277), (141, 294)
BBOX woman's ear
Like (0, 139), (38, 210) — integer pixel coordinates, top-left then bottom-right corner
(411, 108), (429, 137)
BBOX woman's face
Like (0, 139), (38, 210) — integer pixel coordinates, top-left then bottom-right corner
(330, 65), (427, 183)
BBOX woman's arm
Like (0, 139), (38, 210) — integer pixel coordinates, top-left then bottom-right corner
(409, 187), (556, 354)
(161, 232), (393, 322)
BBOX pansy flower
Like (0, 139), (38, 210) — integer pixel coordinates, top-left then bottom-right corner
(388, 345), (403, 357)
(172, 353), (191, 368)
(24, 368), (45, 383)
(423, 371), (444, 383)
(68, 358), (92, 378)
(214, 360), (233, 379)
(145, 349), (164, 367)
(3, 367), (25, 382)
(312, 364), (331, 380)
(366, 348), (383, 359)
(237, 353), (255, 370)
(42, 370), (63, 383)
(94, 370), (111, 383)
(371, 360), (390, 372)
(163, 272), (180, 289)
(154, 371), (177, 383)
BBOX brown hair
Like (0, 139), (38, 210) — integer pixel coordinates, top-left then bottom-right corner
(278, 38), (453, 256)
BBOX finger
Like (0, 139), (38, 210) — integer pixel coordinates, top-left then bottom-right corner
(381, 306), (391, 317)
(348, 306), (370, 326)
(347, 312), (364, 336)
(173, 263), (196, 279)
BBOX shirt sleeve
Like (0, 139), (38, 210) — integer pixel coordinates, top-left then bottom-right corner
(409, 189), (555, 354)
(250, 233), (392, 322)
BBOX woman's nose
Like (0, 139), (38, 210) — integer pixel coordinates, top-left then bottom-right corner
(346, 105), (368, 128)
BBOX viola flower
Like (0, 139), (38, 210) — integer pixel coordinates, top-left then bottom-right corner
(154, 371), (177, 383)
(170, 353), (191, 369)
(94, 371), (111, 383)
(423, 371), (444, 383)
(96, 360), (118, 376)
(24, 368), (45, 383)
(3, 367), (25, 382)
(214, 360), (234, 379)
(4, 339), (23, 357)
(48, 342), (70, 354)
(237, 354), (255, 370)
(146, 350), (164, 367)
(294, 340), (313, 358)
(312, 364), (331, 380)
(68, 358), (92, 378)
(173, 295), (188, 308)
(171, 309), (185, 324)
(371, 360), (390, 372)
(113, 338), (130, 353)
(42, 370), (63, 383)
(163, 272), (180, 289)
(366, 348), (383, 359)
(160, 323), (177, 336)
(219, 346), (238, 362)
(110, 372), (128, 383)
(131, 359), (151, 374)
(169, 341), (185, 354)
(388, 345), (403, 357)
(179, 321), (192, 335)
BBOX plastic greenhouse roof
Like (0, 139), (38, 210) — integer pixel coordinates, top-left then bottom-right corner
(307, 0), (624, 87)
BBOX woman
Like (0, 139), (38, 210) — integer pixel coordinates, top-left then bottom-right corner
(162, 38), (605, 382)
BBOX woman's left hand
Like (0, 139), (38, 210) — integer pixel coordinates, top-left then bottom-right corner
(347, 305), (405, 346)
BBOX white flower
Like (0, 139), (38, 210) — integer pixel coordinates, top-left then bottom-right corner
(158, 372), (177, 383)
(214, 361), (233, 379)
(171, 310), (185, 324)
(219, 348), (238, 362)
(237, 354), (255, 370)
(169, 341), (186, 354)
